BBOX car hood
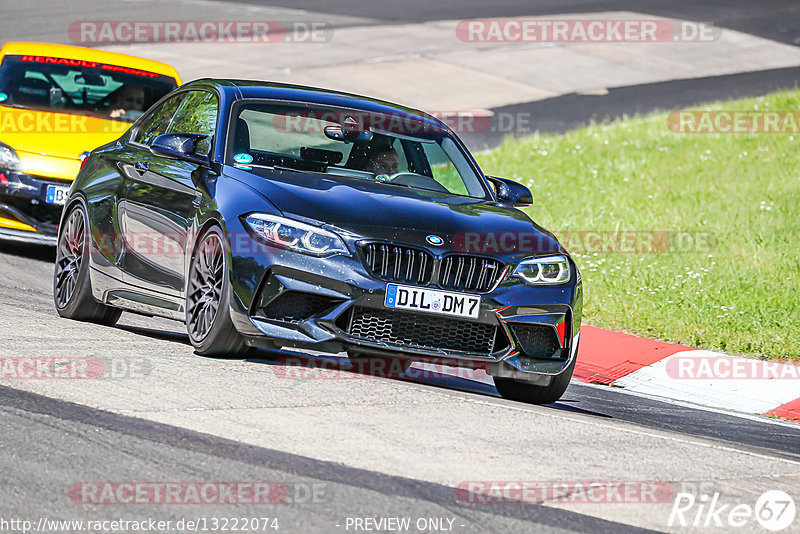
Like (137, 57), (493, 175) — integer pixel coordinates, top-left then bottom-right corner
(228, 166), (561, 256)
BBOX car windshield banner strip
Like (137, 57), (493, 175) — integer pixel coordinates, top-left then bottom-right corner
(19, 55), (162, 79)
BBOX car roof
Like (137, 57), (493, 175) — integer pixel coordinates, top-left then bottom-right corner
(0, 42), (182, 82)
(190, 78), (446, 130)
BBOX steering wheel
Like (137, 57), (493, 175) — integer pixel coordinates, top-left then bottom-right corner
(385, 172), (449, 193)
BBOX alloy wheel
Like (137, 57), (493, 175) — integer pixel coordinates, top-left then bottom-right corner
(187, 232), (225, 341)
(54, 208), (85, 309)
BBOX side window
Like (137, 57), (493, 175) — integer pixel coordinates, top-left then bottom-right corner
(166, 91), (219, 156)
(133, 94), (184, 146)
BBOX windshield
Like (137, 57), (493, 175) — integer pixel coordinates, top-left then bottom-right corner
(0, 54), (178, 123)
(226, 102), (488, 199)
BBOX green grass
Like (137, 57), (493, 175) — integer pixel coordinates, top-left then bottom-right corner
(475, 90), (800, 361)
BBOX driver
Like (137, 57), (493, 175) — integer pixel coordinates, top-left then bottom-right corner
(366, 148), (399, 175)
(108, 86), (146, 120)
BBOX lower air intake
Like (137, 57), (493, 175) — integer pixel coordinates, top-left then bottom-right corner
(346, 306), (499, 355)
(509, 323), (562, 359)
(258, 291), (341, 324)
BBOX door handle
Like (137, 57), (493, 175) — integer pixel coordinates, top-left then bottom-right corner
(134, 161), (149, 175)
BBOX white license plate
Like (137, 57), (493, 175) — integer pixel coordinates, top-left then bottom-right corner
(384, 284), (481, 319)
(45, 184), (70, 205)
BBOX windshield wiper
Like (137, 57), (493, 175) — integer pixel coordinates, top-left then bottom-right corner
(377, 179), (411, 188)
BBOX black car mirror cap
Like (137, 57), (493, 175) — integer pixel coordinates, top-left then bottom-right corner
(150, 133), (209, 166)
(486, 176), (533, 208)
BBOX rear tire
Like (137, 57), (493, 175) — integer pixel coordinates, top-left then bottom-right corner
(53, 203), (121, 326)
(186, 225), (248, 358)
(494, 356), (576, 405)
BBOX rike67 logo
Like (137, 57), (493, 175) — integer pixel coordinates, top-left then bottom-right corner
(669, 487), (796, 531)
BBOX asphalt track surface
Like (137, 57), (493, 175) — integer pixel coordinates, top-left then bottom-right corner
(5, 0), (800, 45)
(228, 0), (800, 46)
(2, 1), (800, 532)
(4, 242), (800, 457)
(3, 0), (800, 147)
(0, 239), (798, 532)
(2, 385), (654, 534)
(233, 0), (800, 146)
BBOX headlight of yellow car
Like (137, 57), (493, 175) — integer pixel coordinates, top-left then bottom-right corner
(0, 143), (22, 172)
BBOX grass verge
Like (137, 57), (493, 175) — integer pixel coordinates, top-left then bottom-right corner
(476, 90), (800, 360)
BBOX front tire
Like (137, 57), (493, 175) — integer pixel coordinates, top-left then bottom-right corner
(53, 203), (121, 326)
(494, 356), (576, 405)
(186, 225), (248, 357)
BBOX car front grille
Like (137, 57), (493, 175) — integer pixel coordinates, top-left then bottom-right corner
(438, 255), (504, 292)
(346, 306), (499, 355)
(362, 243), (434, 285)
(360, 243), (505, 293)
(257, 291), (342, 324)
(509, 323), (562, 359)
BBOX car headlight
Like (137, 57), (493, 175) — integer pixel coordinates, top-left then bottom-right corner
(244, 213), (349, 256)
(513, 255), (571, 285)
(0, 143), (21, 172)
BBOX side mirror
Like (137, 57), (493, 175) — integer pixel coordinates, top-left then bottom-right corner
(486, 176), (533, 207)
(150, 133), (209, 166)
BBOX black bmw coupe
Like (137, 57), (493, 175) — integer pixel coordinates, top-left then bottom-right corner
(53, 79), (583, 404)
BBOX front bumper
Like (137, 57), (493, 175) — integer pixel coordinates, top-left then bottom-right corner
(0, 170), (70, 241)
(228, 240), (583, 381)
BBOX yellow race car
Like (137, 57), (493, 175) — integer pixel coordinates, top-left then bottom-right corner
(0, 42), (181, 244)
